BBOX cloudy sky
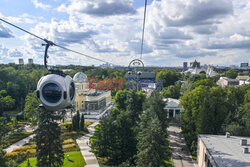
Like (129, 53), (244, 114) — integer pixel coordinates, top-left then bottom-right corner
(0, 0), (249, 67)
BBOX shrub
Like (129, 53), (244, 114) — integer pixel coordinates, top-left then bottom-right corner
(26, 149), (36, 154)
(4, 152), (19, 158)
(61, 131), (77, 137)
(63, 139), (74, 144)
(62, 144), (76, 149)
(12, 145), (36, 152)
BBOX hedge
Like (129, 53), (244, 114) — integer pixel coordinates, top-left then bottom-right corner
(61, 131), (77, 137)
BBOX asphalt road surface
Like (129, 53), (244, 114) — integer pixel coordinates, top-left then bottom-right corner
(168, 124), (196, 167)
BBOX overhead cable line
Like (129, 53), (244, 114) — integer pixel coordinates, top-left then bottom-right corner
(0, 18), (112, 65)
(140, 0), (148, 59)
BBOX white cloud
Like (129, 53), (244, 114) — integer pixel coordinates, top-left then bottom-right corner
(57, 0), (136, 17)
(0, 12), (40, 24)
(31, 0), (51, 10)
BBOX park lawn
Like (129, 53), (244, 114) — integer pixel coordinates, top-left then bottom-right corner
(19, 151), (86, 167)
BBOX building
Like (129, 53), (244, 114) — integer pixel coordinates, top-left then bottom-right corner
(164, 98), (184, 119)
(240, 63), (249, 68)
(236, 76), (250, 85)
(197, 134), (250, 167)
(183, 60), (216, 77)
(28, 59), (33, 64)
(73, 72), (111, 114)
(126, 72), (162, 90)
(183, 62), (188, 68)
(18, 58), (24, 65)
(217, 77), (239, 87)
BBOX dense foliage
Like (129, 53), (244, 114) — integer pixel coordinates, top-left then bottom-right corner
(180, 83), (250, 155)
(91, 90), (171, 167)
(35, 109), (64, 167)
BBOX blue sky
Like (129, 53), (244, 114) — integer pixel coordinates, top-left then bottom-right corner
(0, 0), (249, 66)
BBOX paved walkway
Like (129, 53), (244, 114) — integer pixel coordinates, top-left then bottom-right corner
(168, 124), (197, 167)
(76, 121), (100, 167)
(4, 134), (35, 153)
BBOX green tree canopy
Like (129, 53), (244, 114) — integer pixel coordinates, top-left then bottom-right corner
(156, 70), (181, 87)
(0, 90), (15, 116)
(224, 70), (239, 79)
(24, 91), (39, 124)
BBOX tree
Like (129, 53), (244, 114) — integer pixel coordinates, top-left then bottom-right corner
(137, 116), (169, 167)
(224, 70), (239, 79)
(80, 114), (85, 131)
(24, 91), (39, 124)
(146, 91), (168, 130)
(91, 109), (136, 165)
(190, 74), (206, 82)
(114, 90), (129, 110)
(72, 115), (77, 131)
(156, 71), (181, 87)
(180, 85), (209, 154)
(193, 78), (216, 89)
(137, 92), (170, 167)
(0, 147), (6, 167)
(35, 109), (64, 167)
(0, 90), (15, 116)
(76, 111), (80, 131)
(161, 84), (180, 99)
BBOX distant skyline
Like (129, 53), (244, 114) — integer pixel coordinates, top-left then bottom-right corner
(0, 0), (250, 67)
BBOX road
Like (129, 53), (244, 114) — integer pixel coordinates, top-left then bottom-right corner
(167, 124), (196, 167)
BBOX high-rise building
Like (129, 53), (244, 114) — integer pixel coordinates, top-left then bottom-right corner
(183, 62), (188, 68)
(240, 63), (249, 68)
(18, 58), (24, 65)
(28, 59), (33, 64)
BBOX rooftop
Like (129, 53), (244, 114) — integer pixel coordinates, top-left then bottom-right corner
(219, 77), (239, 82)
(199, 134), (250, 167)
(73, 72), (87, 83)
(236, 75), (249, 81)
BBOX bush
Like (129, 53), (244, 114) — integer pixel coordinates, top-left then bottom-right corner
(61, 131), (77, 137)
(26, 149), (36, 154)
(4, 152), (19, 158)
(62, 144), (76, 149)
(12, 145), (36, 152)
(63, 139), (74, 144)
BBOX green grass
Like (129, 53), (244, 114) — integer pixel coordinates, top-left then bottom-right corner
(19, 151), (86, 167)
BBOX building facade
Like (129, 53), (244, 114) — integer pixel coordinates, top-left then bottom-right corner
(73, 72), (111, 113)
(28, 59), (33, 64)
(236, 75), (250, 85)
(18, 58), (24, 65)
(126, 72), (162, 90)
(164, 98), (184, 119)
(183, 62), (188, 68)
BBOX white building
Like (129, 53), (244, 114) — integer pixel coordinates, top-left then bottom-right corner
(183, 60), (217, 77)
(236, 76), (250, 85)
(217, 77), (239, 87)
(198, 134), (250, 167)
(164, 98), (184, 119)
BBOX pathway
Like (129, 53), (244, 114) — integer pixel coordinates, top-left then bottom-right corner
(4, 134), (35, 153)
(167, 124), (197, 167)
(76, 121), (100, 167)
